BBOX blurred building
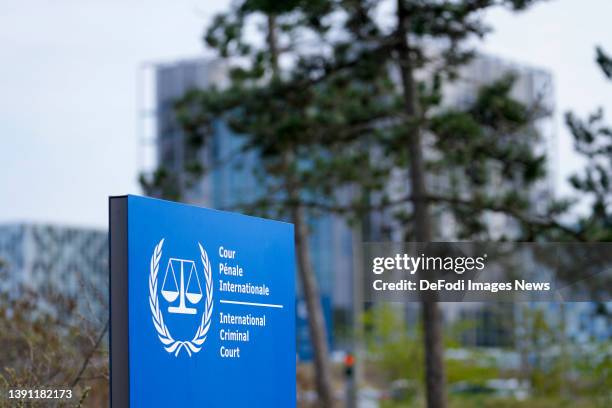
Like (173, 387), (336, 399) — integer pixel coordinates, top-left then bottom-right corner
(0, 223), (107, 316)
(139, 52), (558, 353)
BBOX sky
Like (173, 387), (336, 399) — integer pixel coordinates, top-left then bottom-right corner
(1, 0), (611, 229)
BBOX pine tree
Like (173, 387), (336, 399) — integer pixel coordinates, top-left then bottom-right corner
(306, 2), (548, 407)
(141, 3), (612, 408)
(564, 46), (612, 240)
(172, 2), (342, 406)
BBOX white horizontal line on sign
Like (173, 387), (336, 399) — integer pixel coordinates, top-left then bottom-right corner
(220, 299), (284, 309)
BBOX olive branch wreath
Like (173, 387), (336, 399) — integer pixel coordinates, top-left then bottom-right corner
(148, 238), (214, 357)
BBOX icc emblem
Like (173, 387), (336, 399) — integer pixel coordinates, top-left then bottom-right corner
(148, 239), (214, 357)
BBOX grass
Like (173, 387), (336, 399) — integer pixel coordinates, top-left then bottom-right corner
(381, 396), (609, 408)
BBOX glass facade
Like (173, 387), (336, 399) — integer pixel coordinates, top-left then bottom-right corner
(0, 223), (108, 319)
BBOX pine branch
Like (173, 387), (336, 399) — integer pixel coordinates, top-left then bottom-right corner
(237, 192), (587, 241)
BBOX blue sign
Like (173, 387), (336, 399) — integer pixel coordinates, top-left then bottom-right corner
(110, 195), (296, 407)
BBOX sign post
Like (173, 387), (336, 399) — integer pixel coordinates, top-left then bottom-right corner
(109, 195), (296, 407)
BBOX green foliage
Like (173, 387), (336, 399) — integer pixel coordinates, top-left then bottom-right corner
(363, 304), (424, 386)
(564, 47), (612, 241)
(158, 0), (563, 244)
(446, 358), (501, 386)
(572, 341), (612, 406)
(516, 306), (565, 396)
(447, 396), (603, 408)
(139, 2), (609, 245)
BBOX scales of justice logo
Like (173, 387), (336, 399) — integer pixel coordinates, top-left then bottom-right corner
(148, 239), (213, 357)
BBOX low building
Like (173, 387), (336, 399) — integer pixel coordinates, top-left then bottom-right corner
(0, 223), (108, 319)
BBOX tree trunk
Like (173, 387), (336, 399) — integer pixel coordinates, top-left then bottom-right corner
(395, 1), (448, 408)
(266, 14), (334, 408)
(292, 201), (335, 408)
